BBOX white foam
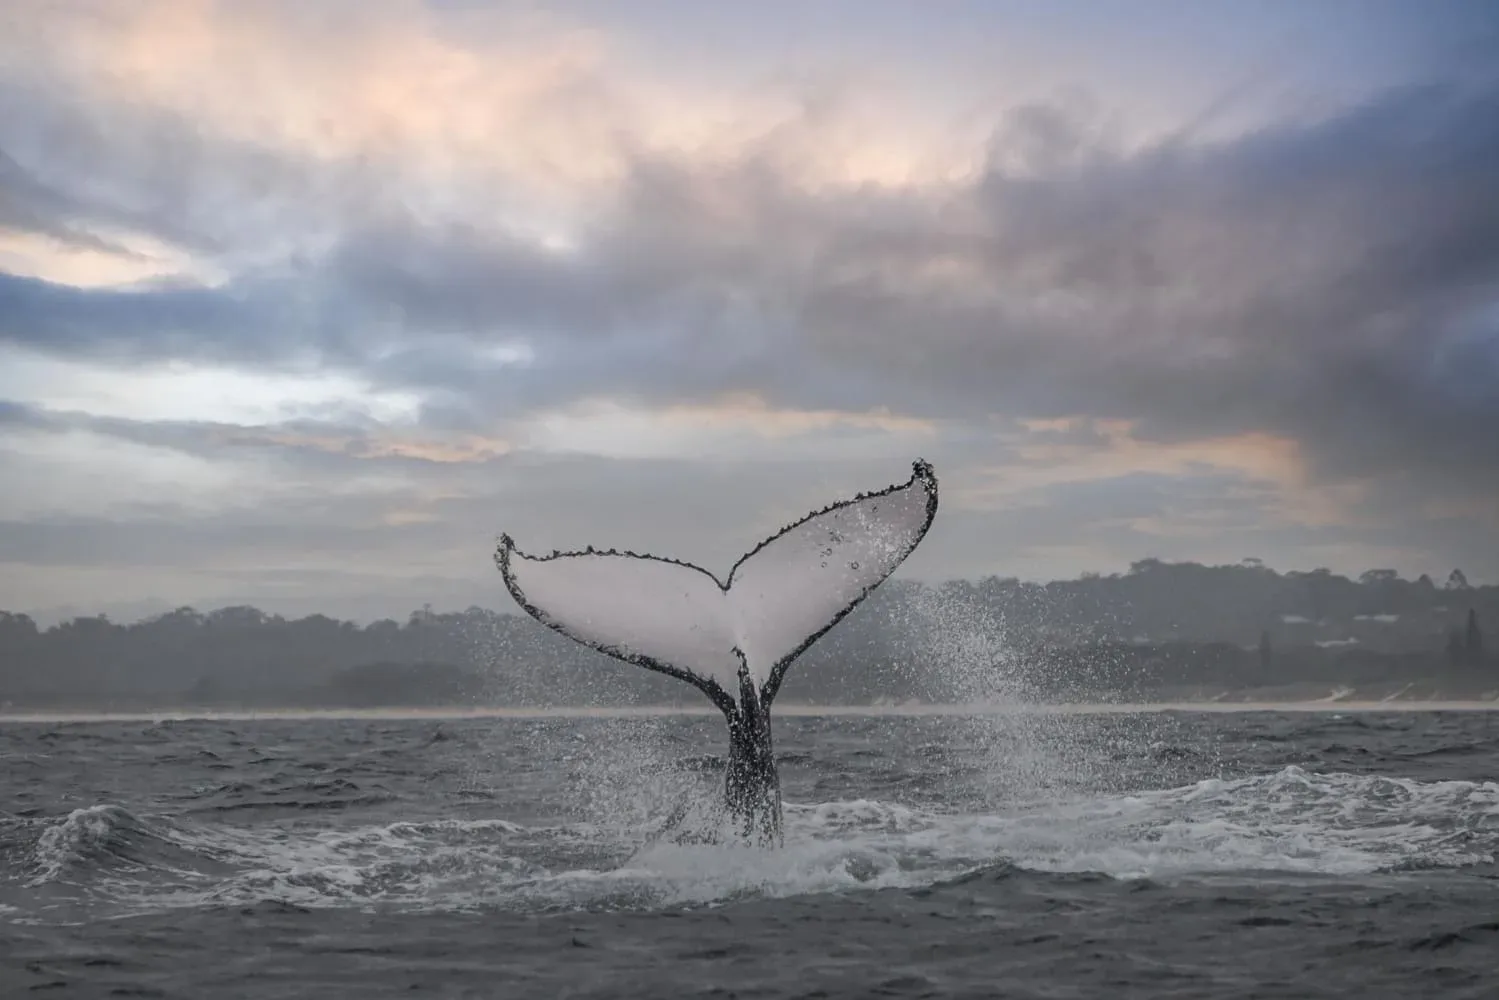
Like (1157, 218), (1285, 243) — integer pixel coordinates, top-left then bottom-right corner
(15, 766), (1498, 918)
(589, 766), (1499, 905)
(29, 805), (134, 883)
(779, 767), (1499, 883)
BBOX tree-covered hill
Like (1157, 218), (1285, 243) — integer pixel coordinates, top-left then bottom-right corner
(2, 560), (1494, 708)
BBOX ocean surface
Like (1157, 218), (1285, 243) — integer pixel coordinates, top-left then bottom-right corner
(3, 707), (1498, 998)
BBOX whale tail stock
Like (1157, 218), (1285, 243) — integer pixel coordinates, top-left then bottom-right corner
(495, 459), (940, 843)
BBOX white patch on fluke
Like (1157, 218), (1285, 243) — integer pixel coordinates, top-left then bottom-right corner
(496, 461), (938, 701)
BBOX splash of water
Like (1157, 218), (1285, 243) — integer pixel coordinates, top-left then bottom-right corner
(12, 765), (1495, 919)
(886, 582), (1211, 808)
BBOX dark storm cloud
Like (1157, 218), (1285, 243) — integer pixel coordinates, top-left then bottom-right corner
(585, 80), (1499, 498)
(792, 83), (1499, 502)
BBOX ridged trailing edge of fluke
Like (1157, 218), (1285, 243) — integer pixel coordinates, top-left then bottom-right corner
(494, 459), (939, 845)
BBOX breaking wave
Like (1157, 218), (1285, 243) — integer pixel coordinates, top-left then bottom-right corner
(6, 766), (1496, 919)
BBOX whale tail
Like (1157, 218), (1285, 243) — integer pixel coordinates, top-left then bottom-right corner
(495, 459), (939, 842)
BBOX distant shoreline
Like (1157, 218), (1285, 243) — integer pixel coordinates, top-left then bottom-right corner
(5, 699), (1499, 724)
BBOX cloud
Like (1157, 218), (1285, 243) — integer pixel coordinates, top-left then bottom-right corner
(9, 75), (1496, 479)
(2, 0), (1498, 616)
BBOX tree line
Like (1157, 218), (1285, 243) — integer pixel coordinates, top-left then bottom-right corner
(0, 559), (1494, 709)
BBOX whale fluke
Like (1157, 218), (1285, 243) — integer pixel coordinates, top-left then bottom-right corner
(495, 459), (939, 843)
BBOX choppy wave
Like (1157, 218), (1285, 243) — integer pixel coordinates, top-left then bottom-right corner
(20, 804), (241, 888)
(6, 765), (1496, 920)
(781, 766), (1499, 885)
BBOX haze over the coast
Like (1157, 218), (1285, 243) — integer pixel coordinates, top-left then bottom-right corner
(3, 558), (1494, 711)
(2, 1), (1497, 628)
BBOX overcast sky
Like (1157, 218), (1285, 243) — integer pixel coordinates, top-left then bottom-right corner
(2, 0), (1497, 625)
